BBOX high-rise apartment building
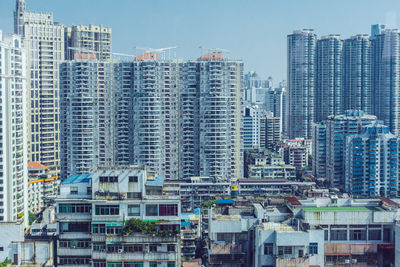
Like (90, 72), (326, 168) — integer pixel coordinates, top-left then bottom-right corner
(198, 55), (243, 182)
(261, 116), (281, 150)
(132, 59), (180, 180)
(287, 29), (316, 139)
(315, 35), (343, 122)
(64, 25), (112, 60)
(14, 0), (64, 175)
(343, 34), (371, 113)
(243, 105), (267, 150)
(345, 123), (399, 197)
(371, 29), (400, 136)
(0, 30), (28, 224)
(60, 56), (115, 179)
(312, 110), (379, 188)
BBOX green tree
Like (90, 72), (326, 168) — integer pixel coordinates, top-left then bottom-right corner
(0, 257), (12, 267)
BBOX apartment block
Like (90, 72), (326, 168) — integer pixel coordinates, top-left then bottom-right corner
(312, 110), (379, 188)
(56, 166), (181, 267)
(65, 25), (112, 60)
(28, 162), (59, 214)
(0, 30), (28, 224)
(14, 0), (64, 175)
(60, 57), (115, 179)
(345, 123), (400, 197)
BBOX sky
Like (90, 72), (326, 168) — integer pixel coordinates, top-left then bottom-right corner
(1, 0), (400, 82)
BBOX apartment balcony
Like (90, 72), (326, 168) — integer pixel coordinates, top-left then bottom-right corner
(57, 248), (91, 257)
(57, 213), (91, 221)
(59, 232), (91, 239)
(105, 233), (178, 244)
(105, 251), (178, 261)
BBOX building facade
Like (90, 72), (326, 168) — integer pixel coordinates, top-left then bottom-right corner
(14, 0), (64, 176)
(60, 57), (115, 179)
(371, 29), (400, 136)
(56, 166), (181, 267)
(315, 35), (343, 122)
(312, 110), (378, 188)
(65, 25), (112, 60)
(345, 123), (400, 197)
(0, 30), (28, 224)
(343, 35), (371, 113)
(287, 29), (316, 139)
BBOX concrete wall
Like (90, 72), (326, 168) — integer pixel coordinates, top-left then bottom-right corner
(0, 223), (24, 263)
(395, 224), (400, 267)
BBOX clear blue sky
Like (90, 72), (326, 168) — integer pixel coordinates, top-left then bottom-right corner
(1, 0), (399, 82)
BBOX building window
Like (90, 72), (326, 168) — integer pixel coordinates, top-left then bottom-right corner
(368, 229), (381, 240)
(350, 230), (366, 241)
(93, 261), (106, 267)
(99, 176), (118, 183)
(167, 263), (175, 267)
(278, 246), (292, 256)
(0, 247), (3, 251)
(58, 203), (91, 213)
(127, 192), (142, 199)
(149, 262), (157, 267)
(309, 243), (318, 254)
(167, 244), (175, 252)
(95, 205), (119, 215)
(128, 205), (140, 216)
(146, 204), (158, 216)
(92, 224), (105, 234)
(330, 230), (347, 241)
(70, 186), (78, 194)
(159, 204), (178, 216)
(264, 243), (273, 255)
(107, 263), (122, 267)
(149, 245), (157, 252)
(129, 176), (138, 182)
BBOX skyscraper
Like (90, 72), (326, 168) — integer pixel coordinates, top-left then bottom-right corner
(345, 122), (399, 197)
(0, 30), (28, 224)
(287, 29), (316, 139)
(64, 25), (112, 60)
(197, 55), (243, 183)
(132, 58), (180, 179)
(315, 35), (343, 122)
(371, 29), (400, 136)
(14, 0), (64, 175)
(343, 34), (371, 113)
(60, 56), (115, 179)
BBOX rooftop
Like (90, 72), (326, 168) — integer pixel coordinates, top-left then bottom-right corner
(300, 206), (384, 212)
(62, 173), (92, 184)
(146, 176), (164, 187)
(28, 162), (48, 170)
(261, 222), (296, 232)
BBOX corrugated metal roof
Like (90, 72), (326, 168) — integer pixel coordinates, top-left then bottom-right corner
(62, 173), (92, 184)
(146, 176), (164, 187)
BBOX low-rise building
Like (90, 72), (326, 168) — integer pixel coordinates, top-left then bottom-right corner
(28, 162), (59, 214)
(56, 166), (182, 267)
(247, 164), (296, 180)
(238, 179), (315, 196)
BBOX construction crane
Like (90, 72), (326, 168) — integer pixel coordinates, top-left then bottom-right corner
(199, 46), (230, 54)
(134, 46), (177, 60)
(67, 47), (135, 61)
